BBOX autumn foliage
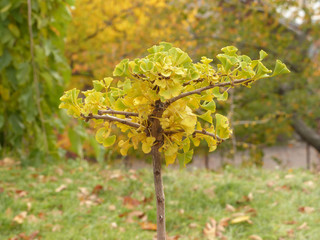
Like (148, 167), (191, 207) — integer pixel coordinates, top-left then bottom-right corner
(60, 42), (289, 166)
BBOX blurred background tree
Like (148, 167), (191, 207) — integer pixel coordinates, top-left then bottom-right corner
(0, 0), (73, 162)
(1, 0), (319, 164)
(65, 0), (320, 162)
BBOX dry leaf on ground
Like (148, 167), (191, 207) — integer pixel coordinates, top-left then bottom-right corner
(249, 235), (263, 240)
(140, 221), (157, 231)
(55, 184), (67, 193)
(13, 211), (27, 224)
(298, 206), (315, 214)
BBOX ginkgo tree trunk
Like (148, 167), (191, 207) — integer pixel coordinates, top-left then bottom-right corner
(60, 42), (289, 240)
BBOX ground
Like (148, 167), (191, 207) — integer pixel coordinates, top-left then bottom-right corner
(0, 158), (320, 240)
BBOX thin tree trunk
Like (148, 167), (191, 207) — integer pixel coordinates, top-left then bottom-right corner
(150, 100), (166, 240)
(306, 143), (310, 170)
(152, 146), (166, 240)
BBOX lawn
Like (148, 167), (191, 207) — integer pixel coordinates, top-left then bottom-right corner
(0, 158), (319, 240)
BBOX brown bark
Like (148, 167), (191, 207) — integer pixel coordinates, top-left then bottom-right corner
(292, 115), (320, 153)
(150, 100), (166, 240)
(204, 152), (209, 169)
(152, 145), (166, 240)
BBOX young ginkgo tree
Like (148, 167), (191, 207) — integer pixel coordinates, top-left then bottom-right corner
(60, 42), (289, 240)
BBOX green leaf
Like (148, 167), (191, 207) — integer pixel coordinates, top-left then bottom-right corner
(0, 3), (11, 13)
(142, 137), (155, 153)
(198, 111), (213, 124)
(93, 80), (105, 91)
(140, 60), (154, 72)
(103, 135), (116, 147)
(95, 127), (106, 144)
(104, 77), (113, 88)
(217, 54), (232, 72)
(259, 50), (268, 60)
(255, 61), (272, 79)
(8, 24), (20, 38)
(113, 59), (129, 76)
(0, 49), (12, 71)
(201, 101), (216, 112)
(181, 137), (190, 152)
(212, 87), (228, 101)
(272, 60), (290, 77)
(221, 46), (238, 56)
(215, 113), (230, 139)
(178, 149), (194, 168)
(0, 114), (4, 129)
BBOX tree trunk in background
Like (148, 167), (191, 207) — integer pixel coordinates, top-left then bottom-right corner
(204, 152), (209, 169)
(291, 115), (320, 153)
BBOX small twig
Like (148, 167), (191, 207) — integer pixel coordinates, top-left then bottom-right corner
(81, 113), (141, 128)
(194, 129), (223, 141)
(165, 78), (252, 106)
(98, 109), (138, 117)
(233, 118), (270, 126)
(165, 129), (223, 142)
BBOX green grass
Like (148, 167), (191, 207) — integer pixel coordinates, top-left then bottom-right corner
(1, 160), (320, 240)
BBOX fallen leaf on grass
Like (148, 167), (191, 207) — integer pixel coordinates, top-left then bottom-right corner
(297, 222), (308, 230)
(287, 229), (295, 238)
(13, 211), (27, 224)
(8, 231), (40, 240)
(203, 218), (228, 240)
(249, 235), (263, 240)
(230, 215), (252, 224)
(225, 204), (236, 212)
(15, 189), (28, 198)
(92, 184), (104, 194)
(37, 212), (46, 219)
(189, 222), (198, 228)
(140, 221), (157, 231)
(125, 210), (145, 223)
(284, 220), (297, 225)
(203, 218), (216, 240)
(52, 224), (62, 232)
(55, 184), (67, 193)
(27, 215), (38, 223)
(284, 174), (294, 179)
(123, 196), (140, 209)
(108, 205), (116, 211)
(55, 167), (64, 176)
(298, 206), (315, 214)
(0, 157), (19, 167)
(78, 187), (103, 207)
(303, 181), (314, 188)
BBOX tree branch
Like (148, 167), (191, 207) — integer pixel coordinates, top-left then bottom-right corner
(291, 115), (320, 153)
(193, 130), (223, 142)
(80, 113), (141, 129)
(165, 78), (252, 106)
(234, 118), (270, 126)
(98, 109), (138, 117)
(165, 129), (223, 142)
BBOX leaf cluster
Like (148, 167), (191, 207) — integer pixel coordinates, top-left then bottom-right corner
(60, 43), (289, 167)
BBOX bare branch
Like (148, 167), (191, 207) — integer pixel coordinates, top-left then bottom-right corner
(166, 78), (252, 106)
(80, 113), (141, 128)
(98, 109), (138, 117)
(233, 118), (270, 126)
